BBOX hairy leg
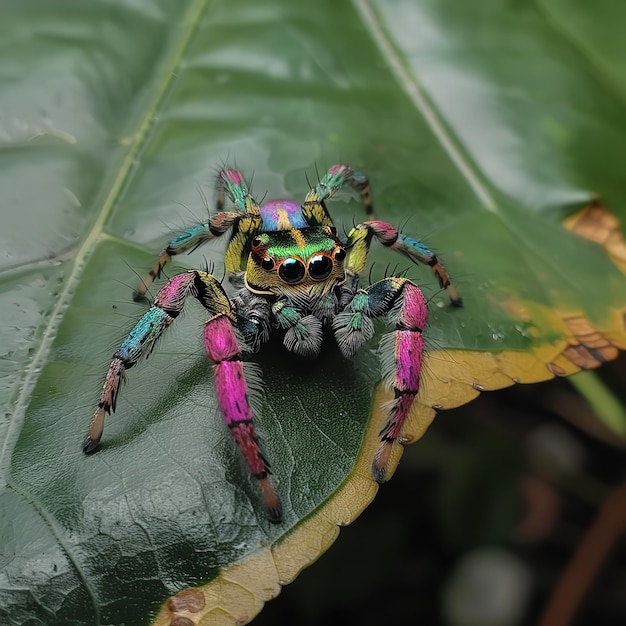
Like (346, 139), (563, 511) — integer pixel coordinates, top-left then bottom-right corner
(134, 169), (262, 300)
(345, 220), (462, 306)
(333, 276), (428, 482)
(86, 269), (281, 522)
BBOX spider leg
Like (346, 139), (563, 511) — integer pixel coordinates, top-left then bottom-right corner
(345, 221), (462, 307)
(134, 168), (262, 301)
(86, 270), (235, 450)
(87, 269), (281, 522)
(302, 164), (373, 227)
(272, 300), (325, 358)
(204, 313), (281, 523)
(133, 214), (239, 301)
(333, 277), (427, 483)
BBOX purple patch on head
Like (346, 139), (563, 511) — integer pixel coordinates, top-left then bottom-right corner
(260, 199), (307, 230)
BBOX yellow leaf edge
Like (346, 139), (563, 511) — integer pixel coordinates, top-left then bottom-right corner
(151, 379), (394, 626)
(152, 305), (626, 626)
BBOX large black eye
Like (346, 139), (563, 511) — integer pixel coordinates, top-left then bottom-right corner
(334, 247), (346, 262)
(308, 254), (333, 280)
(279, 257), (306, 283)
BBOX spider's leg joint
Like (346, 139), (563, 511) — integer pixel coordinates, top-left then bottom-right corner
(348, 221), (462, 307)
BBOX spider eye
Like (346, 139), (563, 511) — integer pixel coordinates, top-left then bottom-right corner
(252, 236), (262, 247)
(261, 257), (275, 270)
(308, 254), (333, 281)
(278, 258), (306, 283)
(333, 247), (346, 262)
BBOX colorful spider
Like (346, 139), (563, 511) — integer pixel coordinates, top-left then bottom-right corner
(84, 164), (461, 523)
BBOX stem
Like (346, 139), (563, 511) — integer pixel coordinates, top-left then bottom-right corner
(539, 480), (626, 626)
(568, 370), (626, 437)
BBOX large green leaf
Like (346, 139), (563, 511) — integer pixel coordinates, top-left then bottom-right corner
(2, 0), (626, 624)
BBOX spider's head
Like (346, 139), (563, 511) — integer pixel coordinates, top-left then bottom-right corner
(244, 226), (347, 296)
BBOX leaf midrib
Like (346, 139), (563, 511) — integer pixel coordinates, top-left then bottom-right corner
(353, 0), (600, 305)
(353, 0), (499, 214)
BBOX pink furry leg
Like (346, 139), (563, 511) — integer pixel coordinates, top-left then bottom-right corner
(373, 280), (428, 482)
(204, 314), (281, 523)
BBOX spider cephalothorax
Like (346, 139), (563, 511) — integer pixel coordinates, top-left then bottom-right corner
(85, 164), (461, 523)
(245, 225), (347, 296)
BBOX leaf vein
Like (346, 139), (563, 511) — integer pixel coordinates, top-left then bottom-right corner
(2, 0), (210, 476)
(352, 0), (498, 213)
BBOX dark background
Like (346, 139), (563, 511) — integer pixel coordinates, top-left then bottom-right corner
(256, 354), (626, 626)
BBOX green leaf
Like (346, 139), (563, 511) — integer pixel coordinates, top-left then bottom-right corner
(2, 1), (626, 625)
